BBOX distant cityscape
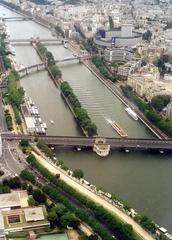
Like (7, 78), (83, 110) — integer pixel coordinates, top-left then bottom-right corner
(0, 0), (172, 240)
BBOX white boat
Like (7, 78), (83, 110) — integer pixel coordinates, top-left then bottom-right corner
(125, 107), (138, 121)
(64, 43), (68, 48)
(50, 120), (54, 124)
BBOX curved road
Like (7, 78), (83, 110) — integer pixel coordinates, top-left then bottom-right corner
(33, 151), (155, 240)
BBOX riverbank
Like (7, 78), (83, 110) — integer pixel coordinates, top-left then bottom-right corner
(31, 149), (155, 240)
(83, 60), (168, 139)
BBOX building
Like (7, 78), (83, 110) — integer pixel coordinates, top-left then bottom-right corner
(117, 61), (136, 76)
(127, 63), (170, 101)
(0, 191), (49, 238)
(104, 47), (133, 62)
(94, 24), (142, 48)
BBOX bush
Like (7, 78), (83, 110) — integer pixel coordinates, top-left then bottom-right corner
(72, 169), (84, 179)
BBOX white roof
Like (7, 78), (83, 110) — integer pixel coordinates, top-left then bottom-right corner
(159, 227), (167, 233)
(0, 192), (21, 209)
(24, 207), (45, 222)
(25, 117), (35, 129)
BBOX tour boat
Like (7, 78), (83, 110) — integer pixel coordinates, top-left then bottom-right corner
(125, 107), (138, 120)
(108, 120), (128, 138)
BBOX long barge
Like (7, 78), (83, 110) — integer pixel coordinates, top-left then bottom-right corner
(109, 120), (128, 138)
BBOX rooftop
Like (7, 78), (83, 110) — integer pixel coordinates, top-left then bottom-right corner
(0, 192), (21, 209)
(24, 207), (45, 222)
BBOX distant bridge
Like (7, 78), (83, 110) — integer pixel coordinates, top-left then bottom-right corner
(2, 133), (172, 153)
(10, 38), (64, 46)
(1, 16), (33, 21)
(18, 57), (80, 78)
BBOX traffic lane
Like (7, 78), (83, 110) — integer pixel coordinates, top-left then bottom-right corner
(3, 147), (24, 175)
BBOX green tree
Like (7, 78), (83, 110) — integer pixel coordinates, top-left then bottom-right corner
(20, 139), (29, 147)
(109, 16), (114, 29)
(88, 234), (98, 240)
(49, 65), (62, 79)
(47, 211), (58, 227)
(60, 212), (80, 229)
(33, 189), (47, 204)
(46, 51), (55, 67)
(151, 95), (171, 112)
(72, 169), (84, 179)
(20, 170), (36, 184)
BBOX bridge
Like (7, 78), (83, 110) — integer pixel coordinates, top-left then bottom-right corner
(2, 133), (172, 153)
(1, 16), (33, 21)
(10, 38), (64, 46)
(18, 57), (80, 78)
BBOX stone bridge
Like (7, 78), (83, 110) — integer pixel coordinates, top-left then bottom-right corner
(10, 38), (64, 46)
(18, 57), (80, 78)
(1, 16), (33, 21)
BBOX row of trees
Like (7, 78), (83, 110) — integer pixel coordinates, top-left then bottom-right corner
(26, 153), (138, 240)
(121, 85), (172, 137)
(36, 42), (62, 79)
(61, 82), (97, 136)
(91, 55), (118, 82)
(48, 204), (80, 229)
(6, 70), (24, 125)
(22, 158), (115, 240)
(0, 33), (11, 72)
(37, 140), (54, 159)
(4, 109), (12, 130)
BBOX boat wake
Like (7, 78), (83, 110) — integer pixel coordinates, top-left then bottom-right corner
(105, 118), (113, 124)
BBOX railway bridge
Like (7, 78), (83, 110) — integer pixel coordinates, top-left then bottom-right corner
(2, 133), (172, 155)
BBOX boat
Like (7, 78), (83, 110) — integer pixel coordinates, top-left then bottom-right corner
(125, 107), (138, 120)
(64, 43), (68, 48)
(93, 138), (110, 157)
(50, 120), (54, 124)
(109, 120), (128, 138)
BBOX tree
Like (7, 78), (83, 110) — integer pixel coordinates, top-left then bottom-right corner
(33, 189), (47, 204)
(53, 204), (67, 218)
(88, 234), (98, 240)
(72, 169), (84, 179)
(60, 212), (80, 229)
(49, 65), (62, 79)
(140, 215), (156, 233)
(20, 139), (29, 147)
(46, 51), (55, 67)
(109, 16), (114, 29)
(142, 30), (152, 41)
(27, 185), (33, 195)
(151, 95), (171, 112)
(20, 170), (36, 184)
(3, 177), (21, 189)
(47, 211), (58, 227)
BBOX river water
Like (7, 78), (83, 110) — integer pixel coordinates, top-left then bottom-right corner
(2, 4), (172, 231)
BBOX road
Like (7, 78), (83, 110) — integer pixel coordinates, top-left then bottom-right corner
(0, 140), (25, 177)
(33, 151), (155, 240)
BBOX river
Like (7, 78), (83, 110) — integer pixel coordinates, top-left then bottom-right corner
(1, 4), (172, 231)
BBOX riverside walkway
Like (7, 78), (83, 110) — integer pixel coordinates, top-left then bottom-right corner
(33, 151), (155, 240)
